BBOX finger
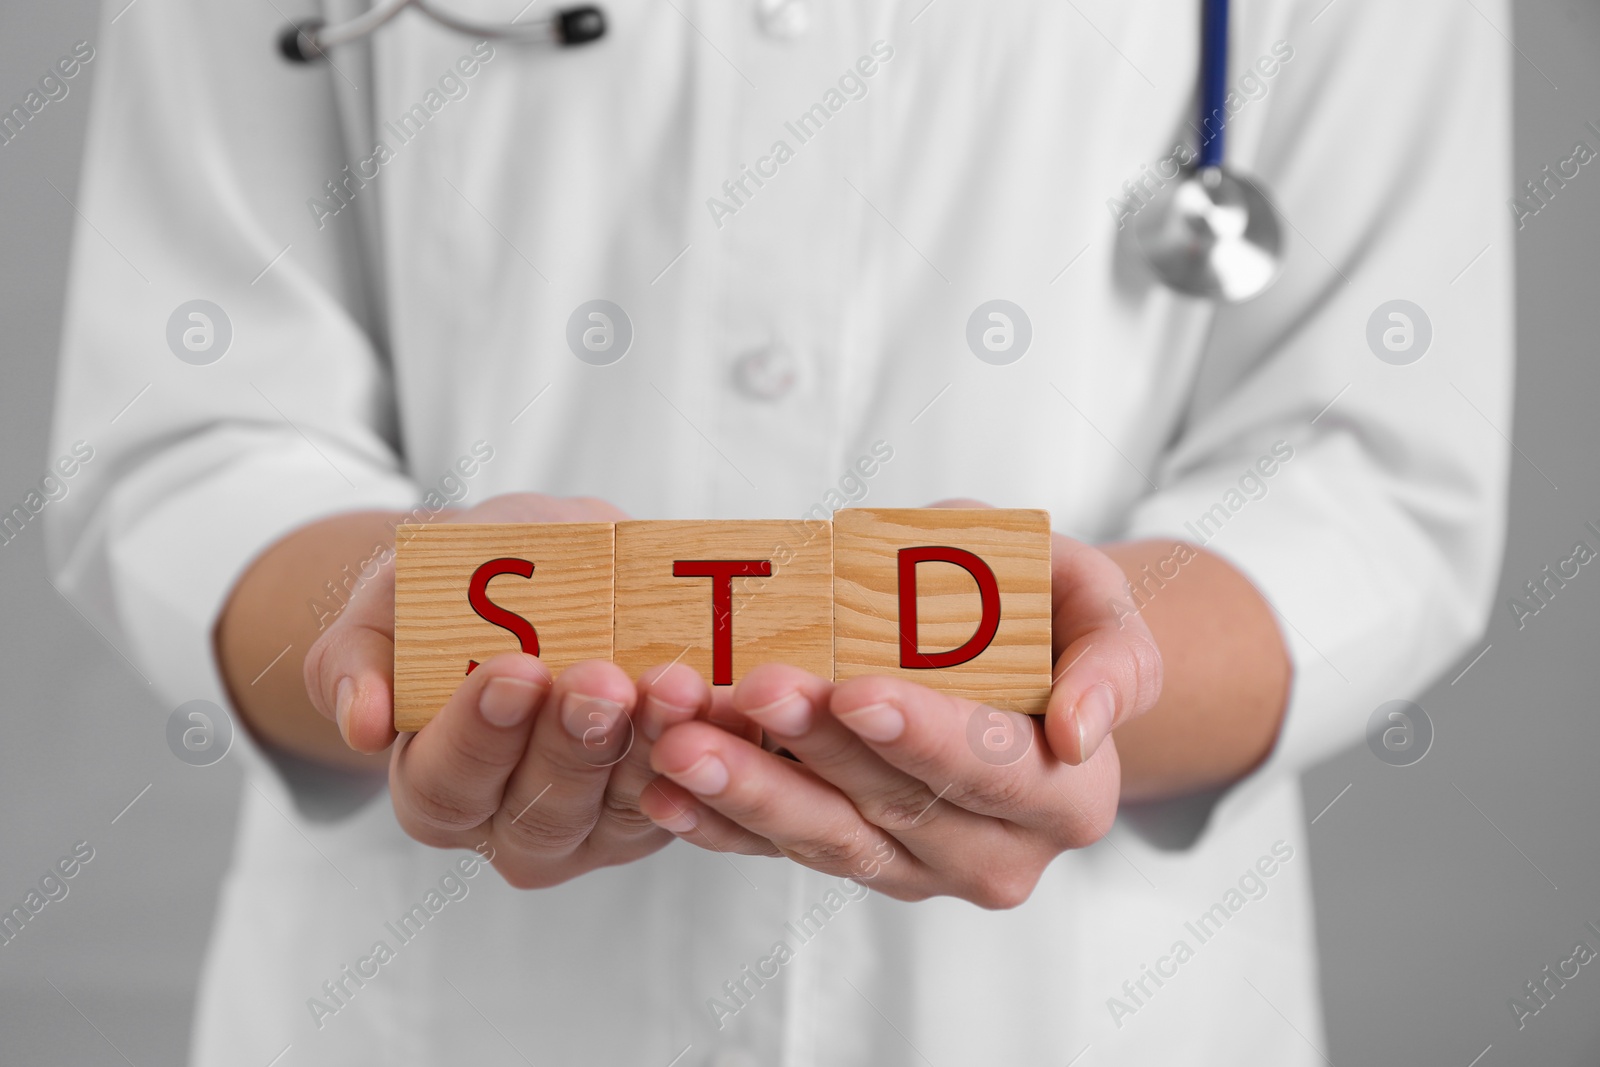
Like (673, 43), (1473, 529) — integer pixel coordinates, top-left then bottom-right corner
(924, 498), (994, 509)
(585, 662), (714, 850)
(302, 554), (399, 754)
(648, 721), (929, 888)
(492, 660), (642, 859)
(389, 652), (551, 845)
(1046, 535), (1164, 764)
(634, 661), (715, 743)
(627, 656), (755, 741)
(731, 665), (998, 868)
(463, 494), (629, 524)
(638, 778), (782, 857)
(828, 674), (1116, 847)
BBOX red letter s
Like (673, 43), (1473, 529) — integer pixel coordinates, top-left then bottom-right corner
(465, 557), (538, 674)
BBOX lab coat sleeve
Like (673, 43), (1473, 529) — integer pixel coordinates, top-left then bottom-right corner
(45, 1), (418, 813)
(1119, 0), (1513, 819)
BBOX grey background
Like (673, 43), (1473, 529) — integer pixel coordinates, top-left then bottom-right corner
(1, 1), (1597, 1063)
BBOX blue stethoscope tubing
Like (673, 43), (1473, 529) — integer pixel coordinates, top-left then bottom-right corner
(1198, 0), (1230, 169)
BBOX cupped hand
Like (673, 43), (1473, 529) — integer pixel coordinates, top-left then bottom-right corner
(303, 493), (719, 887)
(636, 504), (1163, 908)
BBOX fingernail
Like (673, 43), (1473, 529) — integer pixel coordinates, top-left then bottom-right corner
(334, 677), (354, 744)
(641, 694), (693, 742)
(649, 805), (698, 834)
(742, 693), (812, 737)
(836, 701), (904, 743)
(1074, 683), (1118, 760)
(479, 677), (539, 728)
(668, 753), (729, 796)
(562, 692), (625, 742)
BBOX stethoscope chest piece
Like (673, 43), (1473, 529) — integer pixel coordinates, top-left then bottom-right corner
(1134, 0), (1284, 303)
(1133, 165), (1282, 302)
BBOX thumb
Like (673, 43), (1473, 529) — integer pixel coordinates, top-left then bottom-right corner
(1042, 538), (1164, 765)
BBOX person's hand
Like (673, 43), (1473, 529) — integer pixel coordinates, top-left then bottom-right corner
(636, 501), (1163, 908)
(303, 493), (725, 888)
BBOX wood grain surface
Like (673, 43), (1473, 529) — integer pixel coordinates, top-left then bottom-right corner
(393, 523), (614, 730)
(393, 512), (1054, 728)
(832, 508), (1053, 713)
(613, 520), (834, 688)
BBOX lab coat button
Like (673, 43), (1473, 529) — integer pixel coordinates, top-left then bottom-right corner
(756, 0), (809, 39)
(731, 343), (797, 401)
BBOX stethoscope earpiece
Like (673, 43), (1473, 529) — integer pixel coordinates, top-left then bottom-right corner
(278, 19), (327, 64)
(556, 6), (606, 45)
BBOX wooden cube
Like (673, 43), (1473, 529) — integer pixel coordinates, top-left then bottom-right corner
(832, 508), (1053, 713)
(613, 520), (834, 687)
(392, 523), (615, 730)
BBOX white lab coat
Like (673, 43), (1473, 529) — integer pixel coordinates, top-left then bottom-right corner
(48, 0), (1512, 1063)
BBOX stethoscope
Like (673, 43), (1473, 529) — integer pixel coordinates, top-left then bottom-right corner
(1133, 0), (1283, 301)
(277, 1), (607, 63)
(279, 0), (1279, 302)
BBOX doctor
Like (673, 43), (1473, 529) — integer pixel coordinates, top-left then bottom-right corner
(49, 0), (1510, 1064)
